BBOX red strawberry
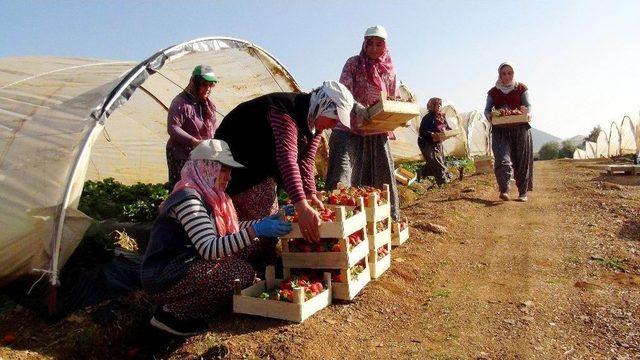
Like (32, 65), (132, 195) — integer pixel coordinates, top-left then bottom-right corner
(3, 332), (16, 344)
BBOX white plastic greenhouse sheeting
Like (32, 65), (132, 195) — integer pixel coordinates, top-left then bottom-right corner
(595, 131), (609, 158)
(573, 148), (586, 159)
(440, 103), (468, 157)
(619, 116), (637, 155)
(0, 37), (301, 286)
(458, 110), (491, 157)
(585, 141), (597, 158)
(608, 122), (621, 157)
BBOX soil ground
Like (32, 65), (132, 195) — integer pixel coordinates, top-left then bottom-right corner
(1, 160), (639, 359)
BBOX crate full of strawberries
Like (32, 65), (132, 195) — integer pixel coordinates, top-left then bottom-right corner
(281, 229), (369, 269)
(233, 266), (332, 323)
(282, 200), (366, 239)
(369, 243), (391, 279)
(321, 184), (391, 222)
(490, 107), (530, 125)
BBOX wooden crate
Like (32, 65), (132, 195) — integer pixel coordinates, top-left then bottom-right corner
(605, 165), (640, 175)
(391, 221), (409, 247)
(474, 157), (494, 174)
(360, 91), (420, 132)
(233, 266), (332, 323)
(433, 128), (462, 142)
(283, 199), (366, 239)
(369, 243), (391, 279)
(491, 114), (530, 125)
(281, 236), (369, 270)
(367, 217), (392, 250)
(394, 167), (417, 186)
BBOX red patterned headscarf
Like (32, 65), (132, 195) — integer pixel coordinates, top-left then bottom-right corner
(172, 159), (239, 235)
(427, 97), (445, 123)
(357, 37), (395, 91)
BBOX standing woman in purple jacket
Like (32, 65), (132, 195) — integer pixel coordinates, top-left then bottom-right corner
(166, 64), (219, 190)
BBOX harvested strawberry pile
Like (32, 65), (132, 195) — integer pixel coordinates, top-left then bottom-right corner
(376, 245), (389, 261)
(376, 219), (389, 232)
(320, 185), (385, 207)
(490, 106), (523, 117)
(286, 230), (365, 252)
(285, 207), (336, 223)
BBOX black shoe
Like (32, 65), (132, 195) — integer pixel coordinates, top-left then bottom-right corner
(150, 308), (207, 336)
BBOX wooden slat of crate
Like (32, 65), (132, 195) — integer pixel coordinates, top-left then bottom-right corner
(364, 184), (391, 222)
(367, 219), (392, 250)
(491, 114), (530, 125)
(284, 201), (366, 239)
(391, 222), (409, 247)
(369, 250), (391, 279)
(332, 260), (371, 301)
(281, 238), (369, 269)
(233, 277), (331, 323)
(434, 128), (462, 142)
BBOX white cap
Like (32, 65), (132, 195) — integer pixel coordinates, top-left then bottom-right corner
(364, 25), (387, 40)
(190, 139), (245, 168)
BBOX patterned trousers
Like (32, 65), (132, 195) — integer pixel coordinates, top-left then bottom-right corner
(491, 126), (534, 195)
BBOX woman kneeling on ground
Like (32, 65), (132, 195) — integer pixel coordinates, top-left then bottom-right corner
(418, 97), (453, 185)
(141, 139), (292, 336)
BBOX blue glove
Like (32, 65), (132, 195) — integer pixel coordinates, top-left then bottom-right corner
(253, 215), (293, 237)
(281, 204), (295, 216)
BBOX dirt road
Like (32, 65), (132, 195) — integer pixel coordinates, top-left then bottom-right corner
(1, 160), (639, 359)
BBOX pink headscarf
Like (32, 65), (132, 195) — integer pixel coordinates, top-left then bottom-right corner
(427, 97), (445, 123)
(357, 37), (395, 91)
(172, 159), (239, 235)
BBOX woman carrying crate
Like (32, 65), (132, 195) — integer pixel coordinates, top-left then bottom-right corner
(484, 62), (533, 202)
(142, 139), (294, 336)
(418, 97), (453, 185)
(166, 65), (219, 191)
(215, 81), (355, 243)
(326, 25), (401, 221)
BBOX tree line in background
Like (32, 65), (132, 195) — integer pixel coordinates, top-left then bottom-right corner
(538, 126), (602, 160)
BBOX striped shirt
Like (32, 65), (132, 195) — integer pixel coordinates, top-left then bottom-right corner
(168, 197), (258, 260)
(268, 109), (321, 203)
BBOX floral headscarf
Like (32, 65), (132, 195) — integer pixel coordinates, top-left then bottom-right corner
(171, 159), (239, 235)
(356, 37), (395, 91)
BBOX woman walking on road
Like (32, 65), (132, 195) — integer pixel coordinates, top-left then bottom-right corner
(418, 97), (453, 185)
(484, 62), (533, 202)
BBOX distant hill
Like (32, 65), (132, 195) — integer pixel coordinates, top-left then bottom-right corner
(565, 135), (586, 148)
(531, 128), (562, 152)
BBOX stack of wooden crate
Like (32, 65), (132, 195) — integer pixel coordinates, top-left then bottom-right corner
(362, 184), (393, 279)
(280, 198), (371, 301)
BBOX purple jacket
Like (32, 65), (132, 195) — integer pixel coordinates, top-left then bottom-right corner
(166, 91), (217, 159)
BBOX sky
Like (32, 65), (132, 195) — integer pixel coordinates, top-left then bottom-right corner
(1, 0), (639, 139)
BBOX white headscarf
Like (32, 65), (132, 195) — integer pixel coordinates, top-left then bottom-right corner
(307, 81), (354, 134)
(495, 62), (518, 94)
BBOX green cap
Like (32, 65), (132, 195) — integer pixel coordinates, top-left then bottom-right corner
(192, 64), (218, 83)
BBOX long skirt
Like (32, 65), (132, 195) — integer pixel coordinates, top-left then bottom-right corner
(326, 130), (400, 220)
(166, 148), (187, 192)
(491, 126), (534, 195)
(420, 142), (452, 185)
(151, 256), (255, 320)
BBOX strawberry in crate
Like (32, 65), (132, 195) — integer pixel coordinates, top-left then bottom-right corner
(376, 245), (390, 261)
(257, 274), (325, 302)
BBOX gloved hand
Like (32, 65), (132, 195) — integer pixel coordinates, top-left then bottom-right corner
(352, 102), (370, 128)
(253, 214), (292, 238)
(280, 204), (295, 216)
